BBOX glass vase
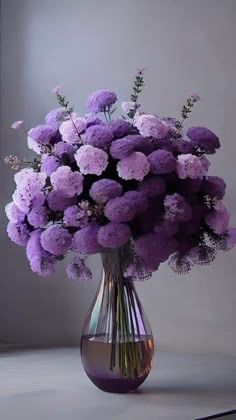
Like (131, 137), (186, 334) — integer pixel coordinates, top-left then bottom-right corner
(80, 246), (154, 393)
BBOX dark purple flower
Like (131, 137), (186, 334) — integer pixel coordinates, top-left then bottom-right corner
(108, 119), (131, 138)
(138, 175), (166, 197)
(186, 126), (220, 154)
(172, 137), (195, 154)
(148, 150), (176, 174)
(104, 197), (136, 222)
(123, 191), (148, 214)
(110, 135), (153, 160)
(72, 224), (102, 254)
(89, 179), (123, 203)
(84, 125), (113, 149)
(97, 222), (131, 248)
(202, 176), (226, 199)
(164, 193), (192, 222)
(54, 141), (76, 162)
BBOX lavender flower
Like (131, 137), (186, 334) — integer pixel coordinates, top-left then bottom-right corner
(63, 205), (89, 227)
(89, 179), (123, 203)
(66, 256), (92, 281)
(108, 119), (131, 138)
(72, 224), (102, 254)
(86, 90), (117, 113)
(27, 204), (49, 228)
(138, 175), (166, 197)
(117, 152), (150, 181)
(45, 108), (68, 129)
(84, 125), (113, 149)
(123, 191), (148, 214)
(186, 126), (220, 154)
(41, 154), (62, 176)
(164, 193), (192, 222)
(50, 166), (83, 197)
(104, 196), (136, 222)
(40, 225), (72, 256)
(5, 202), (26, 223)
(148, 150), (176, 174)
(59, 117), (87, 144)
(47, 191), (77, 211)
(7, 221), (30, 246)
(97, 222), (131, 248)
(134, 113), (168, 138)
(75, 145), (109, 175)
(177, 154), (207, 179)
(13, 169), (47, 213)
(53, 141), (76, 162)
(28, 125), (56, 145)
(205, 202), (230, 234)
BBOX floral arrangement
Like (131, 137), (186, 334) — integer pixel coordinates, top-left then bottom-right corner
(5, 69), (235, 280)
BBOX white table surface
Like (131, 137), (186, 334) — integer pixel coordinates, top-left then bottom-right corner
(0, 348), (235, 420)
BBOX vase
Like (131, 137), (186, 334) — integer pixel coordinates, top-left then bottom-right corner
(80, 245), (154, 393)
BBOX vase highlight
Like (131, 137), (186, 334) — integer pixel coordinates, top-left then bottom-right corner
(81, 246), (154, 393)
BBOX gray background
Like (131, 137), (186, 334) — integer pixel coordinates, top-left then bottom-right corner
(0, 0), (236, 356)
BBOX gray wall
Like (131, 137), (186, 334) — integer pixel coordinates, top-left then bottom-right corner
(1, 0), (236, 355)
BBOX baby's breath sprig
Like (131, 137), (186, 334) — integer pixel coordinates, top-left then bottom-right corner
(4, 155), (40, 171)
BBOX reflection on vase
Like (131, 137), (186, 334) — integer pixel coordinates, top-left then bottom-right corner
(81, 245), (154, 393)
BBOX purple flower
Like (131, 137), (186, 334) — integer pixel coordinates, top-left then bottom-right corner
(75, 145), (109, 175)
(72, 224), (102, 254)
(13, 169), (47, 213)
(63, 205), (89, 227)
(186, 126), (220, 154)
(40, 225), (72, 256)
(27, 205), (49, 228)
(134, 113), (168, 138)
(172, 138), (195, 154)
(52, 85), (62, 95)
(59, 117), (87, 143)
(89, 179), (123, 204)
(85, 113), (105, 127)
(205, 202), (230, 234)
(108, 119), (131, 138)
(110, 135), (154, 160)
(121, 101), (136, 114)
(154, 219), (179, 236)
(53, 141), (76, 162)
(28, 125), (56, 145)
(202, 176), (226, 199)
(7, 221), (30, 246)
(84, 125), (113, 149)
(26, 230), (48, 260)
(117, 152), (150, 181)
(41, 154), (62, 176)
(47, 191), (77, 211)
(50, 166), (83, 197)
(5, 202), (26, 223)
(123, 191), (148, 214)
(11, 120), (24, 130)
(29, 255), (56, 276)
(104, 196), (136, 222)
(45, 108), (68, 129)
(27, 137), (44, 154)
(66, 256), (92, 281)
(148, 150), (176, 174)
(86, 90), (117, 113)
(97, 222), (131, 248)
(138, 175), (166, 197)
(164, 193), (192, 222)
(177, 154), (207, 179)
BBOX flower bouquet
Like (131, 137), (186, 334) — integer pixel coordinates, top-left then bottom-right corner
(5, 70), (235, 393)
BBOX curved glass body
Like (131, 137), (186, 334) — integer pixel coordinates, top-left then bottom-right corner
(80, 247), (154, 393)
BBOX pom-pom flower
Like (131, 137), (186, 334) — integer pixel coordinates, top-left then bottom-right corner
(7, 221), (30, 246)
(41, 154), (62, 176)
(40, 225), (72, 256)
(27, 204), (49, 228)
(177, 154), (208, 179)
(164, 193), (192, 222)
(28, 125), (56, 145)
(104, 196), (136, 222)
(59, 117), (87, 144)
(50, 166), (83, 197)
(47, 191), (77, 212)
(97, 222), (131, 248)
(5, 202), (26, 223)
(66, 256), (92, 281)
(75, 145), (109, 175)
(72, 224), (102, 254)
(138, 175), (166, 197)
(186, 126), (220, 154)
(123, 191), (148, 214)
(63, 205), (89, 227)
(45, 108), (68, 129)
(117, 152), (150, 181)
(86, 89), (117, 113)
(89, 179), (123, 203)
(84, 125), (113, 149)
(205, 202), (230, 234)
(53, 141), (76, 162)
(134, 114), (168, 138)
(108, 119), (131, 138)
(148, 150), (176, 175)
(202, 176), (226, 199)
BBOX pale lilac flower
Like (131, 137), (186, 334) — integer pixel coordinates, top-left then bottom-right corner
(59, 118), (87, 144)
(50, 166), (83, 197)
(5, 202), (26, 223)
(134, 113), (168, 139)
(205, 202), (230, 234)
(177, 154), (206, 179)
(27, 137), (44, 155)
(13, 169), (47, 213)
(75, 145), (109, 176)
(117, 152), (150, 181)
(86, 90), (117, 113)
(11, 120), (24, 130)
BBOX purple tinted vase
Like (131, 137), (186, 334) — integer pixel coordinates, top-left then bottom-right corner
(80, 246), (154, 393)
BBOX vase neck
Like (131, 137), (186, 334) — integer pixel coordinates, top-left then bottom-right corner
(101, 245), (133, 284)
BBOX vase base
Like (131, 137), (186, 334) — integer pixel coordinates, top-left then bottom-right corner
(85, 371), (149, 393)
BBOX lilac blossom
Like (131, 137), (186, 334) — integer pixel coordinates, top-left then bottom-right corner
(40, 225), (72, 256)
(75, 145), (108, 175)
(148, 150), (176, 174)
(45, 108), (68, 129)
(28, 124), (56, 145)
(84, 125), (113, 149)
(202, 176), (226, 199)
(117, 152), (150, 181)
(186, 126), (220, 154)
(86, 90), (117, 113)
(53, 141), (76, 162)
(27, 204), (49, 228)
(41, 154), (62, 176)
(134, 113), (168, 138)
(50, 166), (83, 197)
(121, 101), (136, 114)
(11, 120), (24, 130)
(7, 222), (30, 246)
(5, 202), (26, 223)
(123, 191), (148, 214)
(59, 117), (87, 143)
(108, 119), (131, 138)
(104, 196), (136, 222)
(72, 224), (102, 254)
(177, 154), (207, 179)
(47, 191), (77, 212)
(89, 179), (123, 203)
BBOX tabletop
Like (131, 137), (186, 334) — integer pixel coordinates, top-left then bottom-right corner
(0, 348), (235, 420)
